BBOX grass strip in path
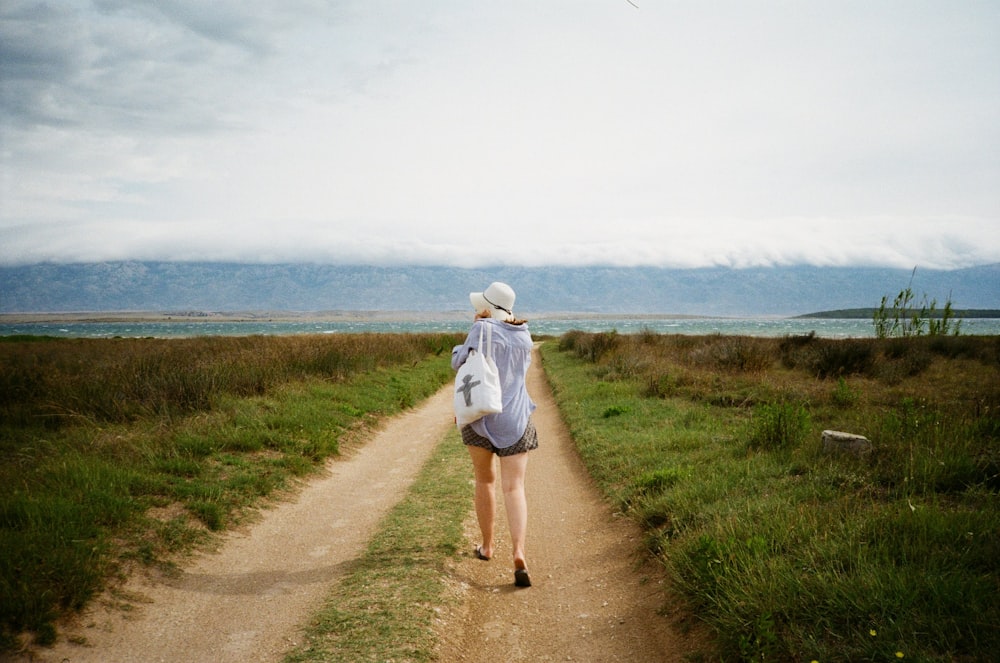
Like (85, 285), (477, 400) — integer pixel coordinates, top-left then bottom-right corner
(286, 427), (469, 663)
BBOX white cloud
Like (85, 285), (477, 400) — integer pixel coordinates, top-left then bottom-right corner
(2, 1), (998, 269)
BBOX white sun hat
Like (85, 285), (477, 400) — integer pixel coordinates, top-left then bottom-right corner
(470, 282), (516, 322)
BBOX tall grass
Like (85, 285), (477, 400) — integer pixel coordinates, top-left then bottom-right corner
(0, 333), (455, 427)
(542, 332), (999, 661)
(0, 333), (461, 652)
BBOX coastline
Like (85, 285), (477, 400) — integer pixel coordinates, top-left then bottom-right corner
(0, 311), (718, 324)
(4, 313), (998, 339)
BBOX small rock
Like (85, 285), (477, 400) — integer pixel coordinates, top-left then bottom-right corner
(822, 430), (872, 457)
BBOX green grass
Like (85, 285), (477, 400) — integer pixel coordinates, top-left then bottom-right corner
(540, 333), (999, 662)
(8, 329), (997, 659)
(285, 427), (470, 663)
(0, 333), (461, 652)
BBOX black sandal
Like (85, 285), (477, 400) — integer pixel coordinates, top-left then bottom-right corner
(514, 568), (531, 588)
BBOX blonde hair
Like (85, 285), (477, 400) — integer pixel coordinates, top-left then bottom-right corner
(477, 310), (528, 326)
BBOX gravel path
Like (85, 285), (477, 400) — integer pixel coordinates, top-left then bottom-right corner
(24, 347), (698, 662)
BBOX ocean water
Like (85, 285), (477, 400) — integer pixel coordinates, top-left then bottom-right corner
(3, 316), (1000, 339)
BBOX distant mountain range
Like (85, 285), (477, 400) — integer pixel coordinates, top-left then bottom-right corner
(1, 262), (997, 317)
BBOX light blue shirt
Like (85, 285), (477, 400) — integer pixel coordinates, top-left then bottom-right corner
(451, 318), (536, 447)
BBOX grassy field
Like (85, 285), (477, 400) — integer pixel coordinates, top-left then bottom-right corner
(0, 332), (461, 652)
(540, 331), (999, 661)
(5, 330), (998, 660)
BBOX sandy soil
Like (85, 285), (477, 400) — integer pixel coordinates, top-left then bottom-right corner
(17, 348), (699, 662)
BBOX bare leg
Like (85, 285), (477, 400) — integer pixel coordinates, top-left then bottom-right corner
(499, 451), (529, 570)
(468, 445), (496, 559)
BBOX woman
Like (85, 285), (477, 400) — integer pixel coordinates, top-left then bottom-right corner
(451, 281), (537, 588)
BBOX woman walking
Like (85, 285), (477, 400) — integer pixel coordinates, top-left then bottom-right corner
(451, 281), (537, 588)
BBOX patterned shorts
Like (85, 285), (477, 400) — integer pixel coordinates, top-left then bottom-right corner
(461, 418), (539, 457)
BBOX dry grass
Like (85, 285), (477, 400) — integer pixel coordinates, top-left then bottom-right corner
(0, 333), (457, 426)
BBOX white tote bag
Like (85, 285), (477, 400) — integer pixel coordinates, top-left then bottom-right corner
(454, 322), (503, 426)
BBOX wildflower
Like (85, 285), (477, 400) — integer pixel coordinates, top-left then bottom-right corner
(870, 629), (877, 637)
(896, 653), (905, 659)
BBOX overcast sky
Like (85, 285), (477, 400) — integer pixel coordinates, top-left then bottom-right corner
(2, 1), (998, 269)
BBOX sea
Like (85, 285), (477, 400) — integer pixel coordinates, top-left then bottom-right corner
(3, 316), (1000, 339)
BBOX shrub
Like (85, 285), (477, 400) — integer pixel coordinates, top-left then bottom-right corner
(831, 377), (858, 408)
(644, 371), (678, 399)
(557, 329), (586, 353)
(778, 331), (818, 370)
(873, 269), (962, 338)
(688, 336), (775, 374)
(600, 352), (648, 381)
(926, 334), (992, 361)
(747, 402), (811, 451)
(557, 330), (623, 363)
(583, 330), (622, 363)
(809, 339), (875, 379)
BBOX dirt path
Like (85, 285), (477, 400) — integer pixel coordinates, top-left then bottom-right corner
(435, 348), (695, 662)
(28, 387), (457, 663)
(26, 347), (697, 662)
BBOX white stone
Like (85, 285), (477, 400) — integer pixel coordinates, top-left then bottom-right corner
(822, 430), (873, 457)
